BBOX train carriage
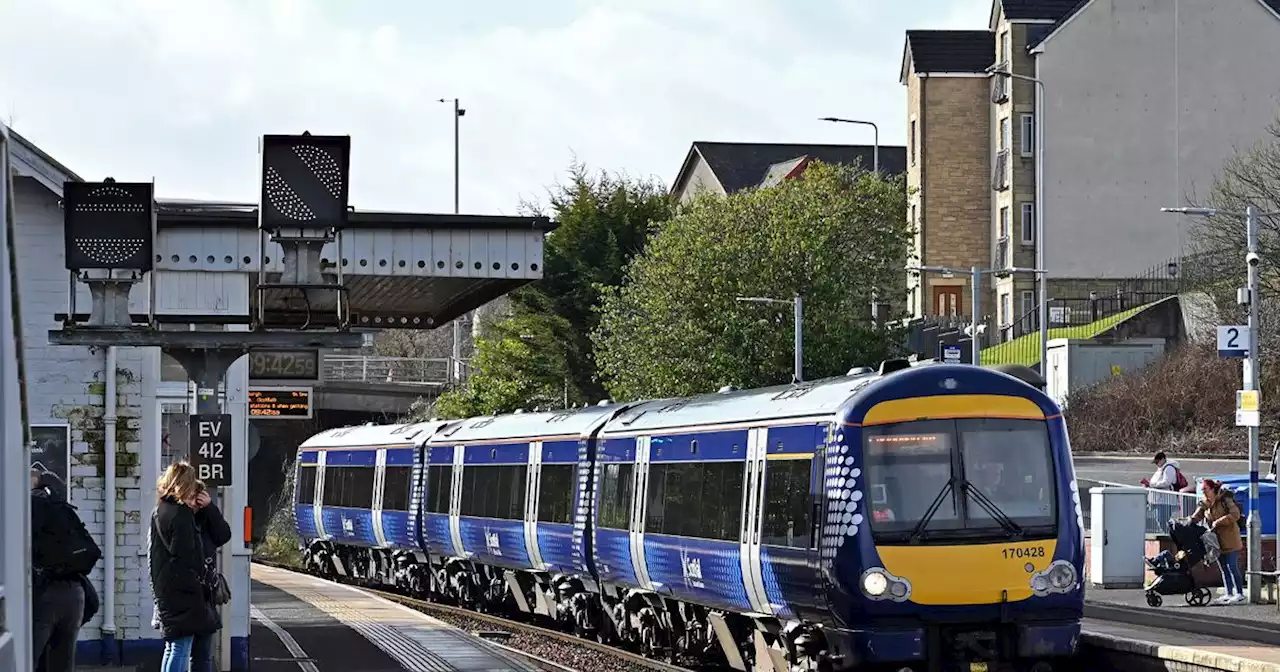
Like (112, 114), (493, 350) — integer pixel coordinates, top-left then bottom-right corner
(420, 404), (624, 622)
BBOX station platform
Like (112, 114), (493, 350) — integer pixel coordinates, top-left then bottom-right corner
(1085, 586), (1280, 647)
(1082, 618), (1280, 670)
(249, 564), (540, 671)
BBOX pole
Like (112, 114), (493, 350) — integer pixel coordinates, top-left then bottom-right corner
(793, 294), (803, 383)
(1035, 77), (1048, 377)
(450, 98), (462, 384)
(971, 266), (982, 366)
(871, 123), (879, 174)
(1246, 204), (1262, 603)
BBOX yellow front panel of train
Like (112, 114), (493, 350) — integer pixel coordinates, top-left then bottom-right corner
(877, 540), (1058, 605)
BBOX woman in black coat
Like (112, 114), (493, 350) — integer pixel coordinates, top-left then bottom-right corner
(188, 481), (232, 672)
(150, 463), (219, 672)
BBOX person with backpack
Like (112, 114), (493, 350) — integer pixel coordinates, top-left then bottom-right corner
(150, 462), (220, 672)
(1142, 451), (1189, 529)
(1189, 478), (1246, 604)
(30, 467), (102, 672)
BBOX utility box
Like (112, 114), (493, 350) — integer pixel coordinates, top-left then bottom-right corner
(1090, 486), (1148, 588)
(1046, 338), (1166, 408)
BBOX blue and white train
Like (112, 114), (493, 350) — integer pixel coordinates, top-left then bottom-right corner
(292, 360), (1085, 672)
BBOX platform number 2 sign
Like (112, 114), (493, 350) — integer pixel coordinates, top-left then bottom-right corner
(189, 413), (233, 487)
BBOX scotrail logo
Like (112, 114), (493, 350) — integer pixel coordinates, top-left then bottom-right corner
(681, 549), (704, 589)
(485, 527), (503, 556)
(341, 517), (355, 537)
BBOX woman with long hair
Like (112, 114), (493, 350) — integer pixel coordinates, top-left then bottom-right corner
(149, 462), (219, 671)
(1190, 478), (1246, 605)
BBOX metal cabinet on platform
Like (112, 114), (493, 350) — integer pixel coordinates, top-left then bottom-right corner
(1090, 486), (1148, 589)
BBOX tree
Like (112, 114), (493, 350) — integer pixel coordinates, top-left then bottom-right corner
(592, 161), (910, 401)
(511, 163), (674, 401)
(426, 311), (582, 419)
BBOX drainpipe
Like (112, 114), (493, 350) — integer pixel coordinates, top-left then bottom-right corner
(102, 346), (118, 662)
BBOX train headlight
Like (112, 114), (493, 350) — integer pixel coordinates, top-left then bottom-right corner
(861, 568), (912, 602)
(862, 570), (889, 597)
(1030, 560), (1079, 596)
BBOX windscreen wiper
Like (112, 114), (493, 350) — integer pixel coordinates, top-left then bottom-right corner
(964, 481), (1023, 538)
(907, 479), (955, 544)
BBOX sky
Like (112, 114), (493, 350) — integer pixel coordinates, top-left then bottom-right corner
(0, 0), (990, 216)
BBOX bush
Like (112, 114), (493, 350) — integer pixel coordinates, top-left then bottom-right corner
(252, 460), (303, 569)
(1065, 343), (1241, 455)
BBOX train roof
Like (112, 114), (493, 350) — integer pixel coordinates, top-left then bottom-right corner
(427, 403), (629, 444)
(299, 420), (452, 449)
(599, 359), (938, 435)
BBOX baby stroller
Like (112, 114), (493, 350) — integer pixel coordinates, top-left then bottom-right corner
(1144, 518), (1216, 607)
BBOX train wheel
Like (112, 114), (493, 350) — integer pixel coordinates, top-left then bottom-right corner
(1145, 591), (1162, 607)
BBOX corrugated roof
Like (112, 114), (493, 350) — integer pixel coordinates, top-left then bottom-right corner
(905, 30), (996, 74)
(690, 142), (906, 193)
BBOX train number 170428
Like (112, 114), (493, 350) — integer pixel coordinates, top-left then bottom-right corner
(1002, 546), (1046, 560)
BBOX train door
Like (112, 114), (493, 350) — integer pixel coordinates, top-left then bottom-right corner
(448, 445), (466, 557)
(628, 436), (656, 591)
(314, 450), (328, 538)
(739, 427), (773, 615)
(371, 449), (389, 547)
(523, 440), (547, 571)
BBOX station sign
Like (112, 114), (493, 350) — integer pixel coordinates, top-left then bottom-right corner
(1218, 325), (1251, 358)
(1237, 389), (1261, 427)
(249, 387), (313, 419)
(189, 413), (233, 487)
(942, 345), (963, 364)
(249, 350), (320, 381)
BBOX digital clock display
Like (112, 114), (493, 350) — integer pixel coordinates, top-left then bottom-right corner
(249, 350), (319, 380)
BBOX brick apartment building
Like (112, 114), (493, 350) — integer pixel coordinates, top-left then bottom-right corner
(901, 0), (1280, 344)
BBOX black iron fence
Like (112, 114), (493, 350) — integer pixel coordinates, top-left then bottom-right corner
(905, 249), (1232, 367)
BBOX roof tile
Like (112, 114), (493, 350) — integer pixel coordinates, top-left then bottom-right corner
(906, 30), (996, 74)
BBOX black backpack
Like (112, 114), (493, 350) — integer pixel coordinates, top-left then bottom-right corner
(32, 495), (102, 581)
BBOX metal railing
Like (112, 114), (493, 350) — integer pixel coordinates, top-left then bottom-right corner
(321, 355), (457, 386)
(1085, 480), (1200, 536)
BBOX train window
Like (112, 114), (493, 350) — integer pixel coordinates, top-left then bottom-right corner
(321, 467), (345, 507)
(537, 464), (576, 524)
(460, 465), (528, 520)
(761, 458), (813, 548)
(641, 461), (743, 541)
(341, 467), (377, 508)
(862, 420), (960, 535)
(958, 418), (1056, 528)
(296, 465), (317, 504)
(425, 465), (453, 514)
(597, 463), (634, 530)
(381, 466), (413, 512)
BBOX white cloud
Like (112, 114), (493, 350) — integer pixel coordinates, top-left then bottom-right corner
(0, 0), (992, 215)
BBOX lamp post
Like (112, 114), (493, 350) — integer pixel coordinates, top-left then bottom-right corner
(987, 64), (1048, 375)
(440, 98), (467, 384)
(818, 117), (879, 173)
(911, 264), (1044, 365)
(1162, 205), (1280, 604)
(737, 295), (804, 382)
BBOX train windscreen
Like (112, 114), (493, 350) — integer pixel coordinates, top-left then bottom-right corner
(862, 417), (1057, 543)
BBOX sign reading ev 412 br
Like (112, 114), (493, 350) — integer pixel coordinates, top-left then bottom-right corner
(1218, 325), (1251, 358)
(188, 413), (233, 487)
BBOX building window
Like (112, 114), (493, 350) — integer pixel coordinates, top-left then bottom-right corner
(161, 403), (190, 466)
(1020, 114), (1035, 157)
(1004, 32), (1012, 65)
(910, 120), (917, 165)
(1020, 290), (1035, 322)
(910, 204), (917, 229)
(1020, 202), (1035, 244)
(1000, 206), (1011, 239)
(1000, 292), (1012, 326)
(999, 117), (1010, 152)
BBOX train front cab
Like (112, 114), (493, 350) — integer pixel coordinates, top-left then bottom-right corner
(826, 364), (1084, 672)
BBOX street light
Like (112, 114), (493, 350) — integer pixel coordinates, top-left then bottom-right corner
(987, 64), (1048, 376)
(440, 98), (467, 384)
(737, 295), (804, 382)
(1162, 204), (1280, 604)
(818, 117), (879, 174)
(911, 265), (1044, 365)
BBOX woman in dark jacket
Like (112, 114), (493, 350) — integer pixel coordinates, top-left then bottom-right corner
(189, 481), (232, 672)
(150, 462), (219, 672)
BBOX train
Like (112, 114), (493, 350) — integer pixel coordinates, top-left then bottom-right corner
(291, 359), (1085, 672)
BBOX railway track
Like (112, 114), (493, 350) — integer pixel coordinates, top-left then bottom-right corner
(253, 559), (704, 672)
